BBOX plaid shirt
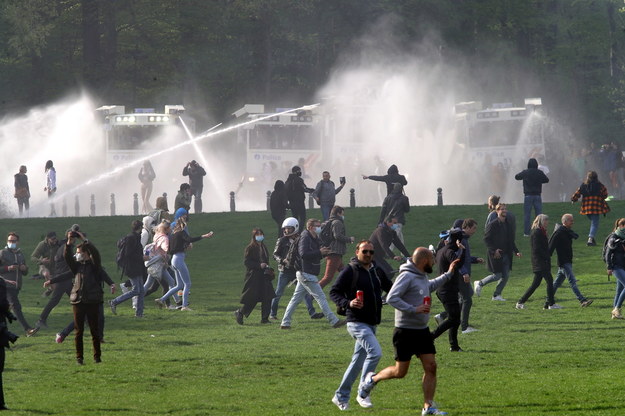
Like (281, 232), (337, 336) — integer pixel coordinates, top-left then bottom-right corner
(571, 182), (610, 215)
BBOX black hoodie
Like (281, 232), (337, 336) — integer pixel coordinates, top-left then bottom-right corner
(514, 158), (549, 195)
(367, 164), (408, 195)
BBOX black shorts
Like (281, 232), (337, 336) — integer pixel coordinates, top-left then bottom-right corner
(393, 327), (436, 361)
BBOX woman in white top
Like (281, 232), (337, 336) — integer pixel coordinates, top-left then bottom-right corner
(44, 160), (57, 216)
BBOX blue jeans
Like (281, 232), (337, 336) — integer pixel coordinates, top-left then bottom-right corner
(478, 254), (511, 297)
(160, 253), (191, 307)
(612, 268), (625, 308)
(587, 214), (600, 238)
(335, 322), (381, 402)
(553, 263), (585, 302)
(523, 195), (542, 235)
(320, 204), (332, 221)
(270, 269), (316, 318)
(111, 276), (145, 316)
(280, 271), (339, 327)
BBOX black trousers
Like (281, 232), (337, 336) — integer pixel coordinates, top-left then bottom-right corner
(432, 291), (461, 350)
(73, 303), (101, 361)
(39, 278), (72, 322)
(518, 270), (555, 307)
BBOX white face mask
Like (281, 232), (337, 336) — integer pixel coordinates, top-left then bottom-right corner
(75, 253), (85, 262)
(7, 243), (16, 250)
(255, 235), (265, 242)
(314, 226), (322, 235)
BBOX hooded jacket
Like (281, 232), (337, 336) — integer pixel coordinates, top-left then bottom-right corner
(269, 180), (289, 222)
(386, 260), (451, 329)
(367, 164), (408, 195)
(379, 183), (410, 224)
(514, 158), (549, 195)
(329, 258), (393, 326)
(548, 223), (578, 266)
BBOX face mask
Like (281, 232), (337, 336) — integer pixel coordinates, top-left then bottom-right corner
(75, 253), (85, 262)
(296, 171), (302, 177)
(340, 215), (345, 221)
(391, 223), (400, 231)
(255, 235), (264, 242)
(7, 243), (16, 250)
(314, 227), (322, 235)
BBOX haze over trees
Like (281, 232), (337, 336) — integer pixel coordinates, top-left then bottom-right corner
(2, 0), (625, 139)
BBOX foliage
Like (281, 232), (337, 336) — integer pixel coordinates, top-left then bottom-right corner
(0, 201), (624, 414)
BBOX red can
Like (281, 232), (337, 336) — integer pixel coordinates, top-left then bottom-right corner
(423, 296), (431, 306)
(356, 290), (364, 303)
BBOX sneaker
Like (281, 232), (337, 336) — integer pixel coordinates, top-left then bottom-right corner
(55, 333), (65, 344)
(587, 237), (597, 246)
(581, 299), (593, 307)
(515, 302), (525, 309)
(94, 357), (102, 363)
(332, 319), (346, 328)
(167, 305), (178, 310)
(269, 315), (278, 320)
(260, 319), (271, 324)
(310, 312), (324, 319)
(461, 326), (478, 334)
(611, 307), (624, 319)
(154, 298), (165, 309)
(359, 372), (377, 398)
(109, 300), (117, 315)
(450, 346), (464, 352)
(280, 325), (291, 329)
(473, 281), (482, 297)
(332, 395), (349, 411)
(523, 234), (530, 237)
(434, 313), (444, 326)
(356, 394), (373, 408)
(234, 310), (244, 325)
(179, 306), (193, 311)
(76, 358), (84, 365)
(422, 406), (448, 415)
(26, 327), (39, 337)
(548, 304), (563, 309)
(492, 295), (506, 301)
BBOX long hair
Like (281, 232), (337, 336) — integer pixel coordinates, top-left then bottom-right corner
(172, 217), (187, 233)
(531, 214), (549, 231)
(77, 241), (102, 271)
(584, 171), (598, 185)
(249, 227), (264, 245)
(45, 160), (54, 172)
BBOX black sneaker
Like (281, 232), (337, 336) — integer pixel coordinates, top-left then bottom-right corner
(234, 310), (244, 325)
(76, 358), (84, 365)
(94, 357), (102, 363)
(310, 312), (324, 319)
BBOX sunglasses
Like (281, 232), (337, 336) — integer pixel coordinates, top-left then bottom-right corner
(361, 250), (375, 255)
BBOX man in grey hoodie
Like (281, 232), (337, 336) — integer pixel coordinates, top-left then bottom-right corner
(359, 247), (459, 416)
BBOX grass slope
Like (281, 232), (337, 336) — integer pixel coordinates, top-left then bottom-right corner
(0, 201), (624, 415)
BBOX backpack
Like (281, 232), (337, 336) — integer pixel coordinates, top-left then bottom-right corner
(319, 219), (335, 248)
(283, 234), (302, 271)
(116, 234), (133, 277)
(147, 209), (164, 226)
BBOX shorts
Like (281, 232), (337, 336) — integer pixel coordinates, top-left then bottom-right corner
(393, 327), (436, 362)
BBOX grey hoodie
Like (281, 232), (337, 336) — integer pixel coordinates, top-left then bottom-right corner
(386, 259), (451, 329)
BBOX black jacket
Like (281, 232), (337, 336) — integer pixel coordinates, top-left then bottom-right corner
(548, 223), (578, 266)
(605, 234), (625, 270)
(121, 232), (147, 278)
(330, 258), (393, 326)
(484, 218), (519, 273)
(367, 164), (408, 195)
(269, 186), (289, 223)
(435, 242), (465, 297)
(285, 173), (313, 204)
(182, 165), (206, 191)
(61, 245), (114, 304)
(299, 230), (322, 275)
(379, 187), (410, 225)
(273, 234), (297, 272)
(369, 224), (410, 261)
(530, 227), (550, 272)
(514, 158), (549, 196)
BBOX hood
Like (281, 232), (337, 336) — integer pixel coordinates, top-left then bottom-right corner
(398, 259), (426, 277)
(155, 196), (169, 212)
(174, 208), (188, 221)
(274, 180), (285, 191)
(142, 216), (154, 229)
(527, 158), (538, 169)
(452, 218), (464, 229)
(387, 164), (399, 175)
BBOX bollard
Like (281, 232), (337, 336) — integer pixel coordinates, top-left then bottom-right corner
(230, 191), (236, 212)
(308, 193), (314, 210)
(110, 193), (116, 216)
(62, 198), (67, 217)
(90, 194), (96, 216)
(74, 195), (80, 217)
(437, 188), (443, 206)
(133, 193), (139, 216)
(350, 188), (355, 208)
(266, 191), (272, 211)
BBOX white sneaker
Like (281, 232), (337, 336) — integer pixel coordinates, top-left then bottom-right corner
(473, 281), (482, 297)
(461, 326), (478, 334)
(359, 372), (377, 398)
(332, 395), (349, 411)
(434, 313), (444, 326)
(492, 295), (506, 301)
(515, 302), (525, 309)
(422, 406), (448, 415)
(548, 303), (563, 309)
(356, 394), (373, 408)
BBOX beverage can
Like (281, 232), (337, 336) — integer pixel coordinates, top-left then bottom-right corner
(423, 296), (431, 306)
(356, 290), (364, 303)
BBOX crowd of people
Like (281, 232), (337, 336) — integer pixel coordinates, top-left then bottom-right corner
(1, 156), (620, 415)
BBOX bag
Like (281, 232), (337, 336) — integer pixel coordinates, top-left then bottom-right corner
(283, 235), (302, 271)
(14, 187), (29, 199)
(263, 267), (275, 280)
(336, 264), (359, 316)
(319, 219), (335, 248)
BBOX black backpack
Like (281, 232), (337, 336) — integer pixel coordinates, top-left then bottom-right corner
(319, 219), (335, 248)
(283, 234), (302, 271)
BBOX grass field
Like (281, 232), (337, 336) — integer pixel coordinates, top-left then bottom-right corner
(1, 201), (624, 415)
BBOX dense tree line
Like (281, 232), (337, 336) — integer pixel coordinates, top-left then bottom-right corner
(2, 0), (625, 140)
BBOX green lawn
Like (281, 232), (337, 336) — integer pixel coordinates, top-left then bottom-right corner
(1, 202), (624, 415)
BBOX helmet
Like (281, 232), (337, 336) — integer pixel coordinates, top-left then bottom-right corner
(281, 217), (299, 235)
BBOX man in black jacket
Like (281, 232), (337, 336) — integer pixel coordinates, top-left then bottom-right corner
(515, 158), (549, 236)
(362, 164), (408, 196)
(285, 166), (314, 226)
(109, 220), (147, 317)
(182, 160), (207, 213)
(369, 216), (411, 279)
(549, 213), (593, 307)
(330, 240), (393, 410)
